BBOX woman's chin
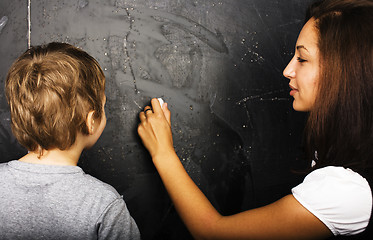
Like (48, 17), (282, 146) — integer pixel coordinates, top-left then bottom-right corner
(292, 101), (311, 112)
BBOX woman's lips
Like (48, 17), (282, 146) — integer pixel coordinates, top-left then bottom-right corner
(289, 85), (298, 96)
(290, 89), (298, 96)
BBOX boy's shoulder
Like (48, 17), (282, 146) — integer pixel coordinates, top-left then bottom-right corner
(76, 171), (121, 199)
(0, 160), (122, 203)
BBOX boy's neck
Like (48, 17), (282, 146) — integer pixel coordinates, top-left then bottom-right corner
(19, 148), (81, 166)
(18, 132), (91, 166)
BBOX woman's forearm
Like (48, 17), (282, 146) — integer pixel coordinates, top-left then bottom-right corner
(152, 151), (222, 240)
(137, 99), (222, 239)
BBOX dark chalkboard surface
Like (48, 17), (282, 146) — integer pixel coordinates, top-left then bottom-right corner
(0, 0), (311, 239)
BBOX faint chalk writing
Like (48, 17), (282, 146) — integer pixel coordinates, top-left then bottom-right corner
(78, 0), (89, 9)
(0, 16), (8, 34)
(236, 89), (289, 104)
(151, 12), (228, 54)
(28, 0), (31, 48)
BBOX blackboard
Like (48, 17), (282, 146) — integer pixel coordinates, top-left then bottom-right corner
(0, 0), (312, 239)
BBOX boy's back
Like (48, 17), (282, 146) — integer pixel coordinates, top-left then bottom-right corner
(0, 160), (140, 239)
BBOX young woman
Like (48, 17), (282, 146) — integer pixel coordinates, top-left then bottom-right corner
(138, 0), (373, 239)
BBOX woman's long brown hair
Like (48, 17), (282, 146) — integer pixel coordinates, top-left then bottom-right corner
(304, 0), (373, 172)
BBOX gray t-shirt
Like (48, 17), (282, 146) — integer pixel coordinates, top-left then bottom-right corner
(0, 160), (141, 240)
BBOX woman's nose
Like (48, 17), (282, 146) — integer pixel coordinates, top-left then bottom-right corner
(283, 57), (296, 79)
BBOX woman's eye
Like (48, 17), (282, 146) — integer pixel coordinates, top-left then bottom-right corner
(297, 57), (307, 63)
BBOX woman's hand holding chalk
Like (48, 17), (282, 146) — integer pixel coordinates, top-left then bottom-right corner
(138, 98), (173, 160)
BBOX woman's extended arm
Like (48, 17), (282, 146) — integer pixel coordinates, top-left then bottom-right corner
(137, 98), (332, 240)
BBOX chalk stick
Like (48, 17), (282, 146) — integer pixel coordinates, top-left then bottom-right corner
(157, 98), (164, 108)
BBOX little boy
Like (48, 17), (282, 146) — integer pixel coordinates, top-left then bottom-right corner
(0, 42), (141, 239)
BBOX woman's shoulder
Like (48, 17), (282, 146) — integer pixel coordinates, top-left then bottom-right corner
(292, 166), (372, 236)
(305, 166), (371, 184)
(294, 166), (372, 207)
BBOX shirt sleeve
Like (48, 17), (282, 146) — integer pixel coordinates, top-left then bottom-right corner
(292, 166), (372, 236)
(97, 197), (141, 240)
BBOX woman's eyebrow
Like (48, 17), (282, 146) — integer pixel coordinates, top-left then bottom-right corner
(296, 45), (309, 53)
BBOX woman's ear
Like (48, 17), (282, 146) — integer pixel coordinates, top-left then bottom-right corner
(86, 110), (96, 135)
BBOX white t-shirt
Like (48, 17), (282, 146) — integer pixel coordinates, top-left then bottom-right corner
(292, 166), (372, 236)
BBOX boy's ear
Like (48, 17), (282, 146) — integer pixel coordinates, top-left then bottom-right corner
(86, 110), (96, 135)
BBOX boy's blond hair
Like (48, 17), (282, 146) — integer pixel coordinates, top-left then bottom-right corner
(5, 42), (106, 153)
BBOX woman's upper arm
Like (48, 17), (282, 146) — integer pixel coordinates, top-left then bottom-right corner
(207, 194), (333, 240)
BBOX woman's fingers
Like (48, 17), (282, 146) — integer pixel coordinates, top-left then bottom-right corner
(150, 98), (172, 126)
(151, 98), (162, 113)
(143, 99), (171, 126)
(137, 100), (174, 159)
(163, 103), (171, 125)
(144, 106), (153, 114)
